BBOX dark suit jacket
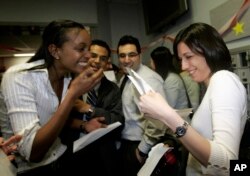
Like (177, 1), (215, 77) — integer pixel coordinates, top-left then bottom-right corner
(93, 77), (124, 125)
(60, 77), (124, 176)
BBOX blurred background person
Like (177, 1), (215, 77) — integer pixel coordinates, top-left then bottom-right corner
(150, 46), (188, 110)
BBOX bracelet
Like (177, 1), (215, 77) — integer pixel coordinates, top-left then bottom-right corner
(80, 121), (88, 133)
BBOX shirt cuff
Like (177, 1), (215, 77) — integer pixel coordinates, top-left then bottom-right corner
(138, 137), (153, 154)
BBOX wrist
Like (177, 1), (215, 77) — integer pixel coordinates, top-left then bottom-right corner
(174, 121), (189, 138)
(86, 106), (94, 117)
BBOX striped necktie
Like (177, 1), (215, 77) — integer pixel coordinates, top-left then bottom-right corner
(87, 89), (97, 107)
(83, 89), (97, 121)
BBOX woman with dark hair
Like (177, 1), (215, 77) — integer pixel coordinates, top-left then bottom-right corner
(0, 19), (103, 175)
(150, 46), (188, 110)
(139, 23), (247, 175)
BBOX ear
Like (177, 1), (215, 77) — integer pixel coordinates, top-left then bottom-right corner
(48, 44), (60, 60)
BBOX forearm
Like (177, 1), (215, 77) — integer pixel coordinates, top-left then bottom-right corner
(160, 109), (210, 166)
(179, 127), (210, 166)
(30, 90), (77, 162)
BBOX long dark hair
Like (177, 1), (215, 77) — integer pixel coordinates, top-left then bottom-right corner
(151, 46), (177, 80)
(27, 19), (85, 69)
(173, 23), (232, 73)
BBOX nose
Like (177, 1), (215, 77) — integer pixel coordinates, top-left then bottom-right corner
(181, 59), (189, 71)
(124, 56), (131, 63)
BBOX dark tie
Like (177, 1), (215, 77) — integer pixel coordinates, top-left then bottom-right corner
(120, 74), (128, 93)
(86, 89), (97, 107)
(84, 89), (97, 121)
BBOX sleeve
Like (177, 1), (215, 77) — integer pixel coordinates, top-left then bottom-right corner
(1, 71), (40, 161)
(164, 76), (181, 108)
(201, 72), (247, 175)
(138, 76), (167, 154)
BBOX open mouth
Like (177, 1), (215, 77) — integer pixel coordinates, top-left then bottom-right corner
(78, 61), (88, 67)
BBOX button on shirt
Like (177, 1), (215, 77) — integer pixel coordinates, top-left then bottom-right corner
(0, 60), (68, 173)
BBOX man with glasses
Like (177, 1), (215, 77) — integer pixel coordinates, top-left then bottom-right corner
(116, 35), (167, 176)
(61, 39), (124, 176)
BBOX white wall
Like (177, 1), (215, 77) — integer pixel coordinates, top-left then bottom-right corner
(133, 0), (250, 64)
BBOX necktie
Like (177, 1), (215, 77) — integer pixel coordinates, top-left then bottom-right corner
(120, 75), (128, 93)
(86, 89), (97, 107)
(84, 89), (97, 121)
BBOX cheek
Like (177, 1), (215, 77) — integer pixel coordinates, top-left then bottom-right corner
(133, 57), (140, 66)
(119, 58), (125, 65)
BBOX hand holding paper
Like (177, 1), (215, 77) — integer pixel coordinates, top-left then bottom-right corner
(138, 143), (172, 176)
(126, 67), (193, 119)
(126, 67), (154, 95)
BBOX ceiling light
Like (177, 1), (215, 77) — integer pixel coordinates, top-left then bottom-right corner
(13, 53), (35, 57)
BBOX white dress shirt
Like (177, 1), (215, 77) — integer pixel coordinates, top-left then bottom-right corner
(0, 60), (69, 173)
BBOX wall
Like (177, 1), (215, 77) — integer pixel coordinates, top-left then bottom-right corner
(104, 0), (147, 65)
(140, 0), (250, 64)
(0, 0), (97, 25)
(1, 0), (250, 67)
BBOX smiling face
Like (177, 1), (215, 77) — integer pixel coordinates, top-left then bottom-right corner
(177, 42), (211, 86)
(54, 28), (91, 74)
(118, 44), (140, 73)
(88, 44), (109, 71)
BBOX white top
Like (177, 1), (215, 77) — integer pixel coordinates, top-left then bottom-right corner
(120, 64), (166, 154)
(164, 72), (188, 109)
(187, 70), (248, 176)
(0, 60), (68, 173)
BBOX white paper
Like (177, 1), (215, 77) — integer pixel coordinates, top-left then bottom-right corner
(73, 122), (122, 153)
(103, 70), (117, 83)
(126, 67), (193, 119)
(138, 143), (172, 176)
(126, 67), (153, 95)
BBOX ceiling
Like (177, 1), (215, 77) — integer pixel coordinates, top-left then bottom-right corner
(0, 25), (43, 58)
(0, 1), (141, 58)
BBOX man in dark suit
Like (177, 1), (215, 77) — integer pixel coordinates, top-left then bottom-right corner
(60, 39), (124, 176)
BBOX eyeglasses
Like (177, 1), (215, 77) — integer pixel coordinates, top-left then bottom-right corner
(90, 53), (109, 62)
(118, 52), (139, 59)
